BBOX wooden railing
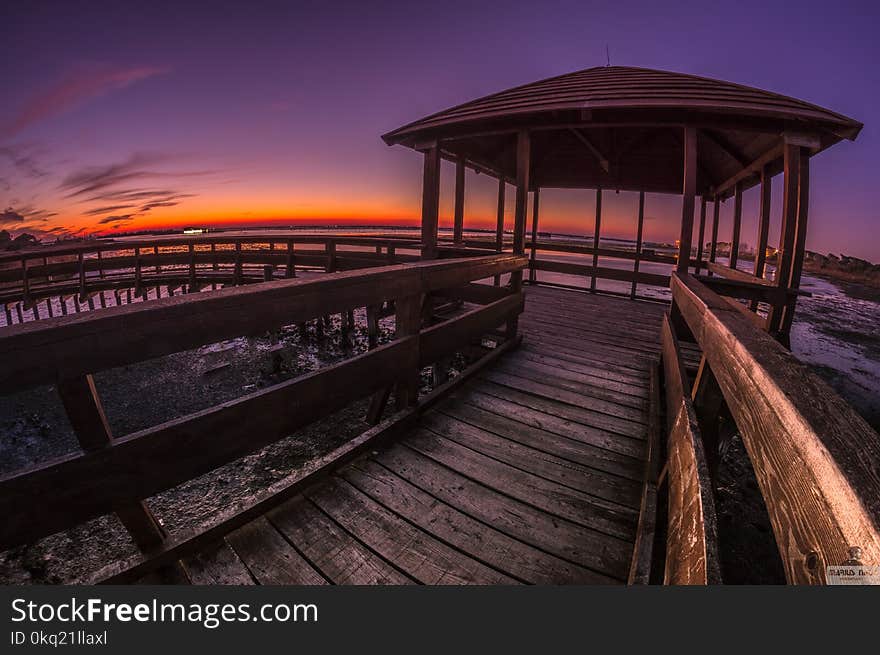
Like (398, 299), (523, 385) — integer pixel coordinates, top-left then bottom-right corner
(0, 234), (427, 323)
(659, 272), (880, 584)
(0, 254), (527, 561)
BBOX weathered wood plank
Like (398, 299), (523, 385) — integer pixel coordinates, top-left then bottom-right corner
(344, 459), (609, 584)
(184, 540), (255, 585)
(226, 518), (327, 585)
(660, 312), (722, 585)
(307, 476), (515, 584)
(424, 410), (641, 507)
(267, 496), (413, 585)
(672, 272), (880, 583)
(375, 445), (623, 581)
(0, 339), (418, 549)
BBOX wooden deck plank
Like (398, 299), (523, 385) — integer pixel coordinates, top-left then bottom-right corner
(494, 359), (649, 406)
(342, 459), (612, 584)
(512, 349), (650, 389)
(375, 445), (628, 580)
(226, 517), (327, 585)
(423, 411), (642, 508)
(476, 377), (648, 439)
(404, 428), (638, 541)
(184, 540), (255, 585)
(460, 389), (644, 457)
(267, 496), (415, 585)
(306, 476), (516, 584)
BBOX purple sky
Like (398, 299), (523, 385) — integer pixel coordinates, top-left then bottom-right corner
(2, 0), (878, 260)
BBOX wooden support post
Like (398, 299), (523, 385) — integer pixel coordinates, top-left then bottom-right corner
(77, 252), (86, 301)
(453, 155), (465, 244)
(528, 188), (540, 284)
(494, 177), (505, 286)
(394, 294), (422, 409)
(20, 257), (31, 309)
(420, 144), (441, 260)
(188, 243), (197, 289)
(750, 166), (773, 311)
(695, 196), (707, 274)
(767, 143), (801, 336)
(631, 191), (646, 300)
(97, 250), (105, 279)
(56, 375), (168, 551)
(326, 241), (337, 272)
(234, 242), (243, 285)
(709, 196), (720, 269)
(211, 243), (218, 272)
(780, 151), (810, 337)
(508, 130), (530, 337)
(134, 247), (143, 298)
(677, 126), (698, 274)
(590, 188), (602, 292)
(366, 304), (380, 349)
(754, 166), (772, 281)
(154, 245), (160, 274)
(286, 240), (296, 278)
(730, 182), (743, 269)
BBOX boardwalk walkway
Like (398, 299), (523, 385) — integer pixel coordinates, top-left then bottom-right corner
(179, 287), (669, 584)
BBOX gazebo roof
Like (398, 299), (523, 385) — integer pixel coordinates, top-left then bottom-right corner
(382, 66), (862, 197)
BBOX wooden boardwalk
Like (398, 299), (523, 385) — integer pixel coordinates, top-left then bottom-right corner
(180, 286), (670, 585)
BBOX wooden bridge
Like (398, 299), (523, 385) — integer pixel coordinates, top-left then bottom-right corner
(1, 66), (878, 585)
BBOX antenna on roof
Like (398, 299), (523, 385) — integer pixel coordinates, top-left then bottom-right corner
(606, 45), (611, 67)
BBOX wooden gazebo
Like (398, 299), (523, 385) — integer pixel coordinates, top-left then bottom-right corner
(1, 66), (876, 587)
(383, 65), (863, 338)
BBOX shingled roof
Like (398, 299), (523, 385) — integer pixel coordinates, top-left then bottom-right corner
(382, 67), (862, 196)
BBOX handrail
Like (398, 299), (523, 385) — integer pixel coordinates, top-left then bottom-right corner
(670, 271), (880, 583)
(0, 253), (527, 551)
(659, 313), (722, 584)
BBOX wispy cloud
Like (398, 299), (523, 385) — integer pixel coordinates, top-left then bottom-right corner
(2, 65), (169, 138)
(0, 144), (49, 178)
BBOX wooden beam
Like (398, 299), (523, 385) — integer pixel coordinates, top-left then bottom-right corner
(709, 197), (720, 266)
(780, 152), (811, 336)
(0, 254), (525, 394)
(529, 188), (540, 284)
(677, 126), (697, 273)
(730, 182), (743, 269)
(590, 188), (602, 291)
(631, 191), (646, 299)
(509, 130), (530, 336)
(753, 166), (772, 280)
(711, 142), (784, 199)
(695, 196), (707, 274)
(671, 273), (880, 583)
(420, 144), (441, 259)
(569, 128), (610, 172)
(453, 156), (465, 244)
(660, 313), (722, 585)
(512, 131), (530, 256)
(767, 143), (801, 335)
(57, 375), (167, 551)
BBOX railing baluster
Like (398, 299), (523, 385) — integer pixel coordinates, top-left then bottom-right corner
(57, 375), (167, 551)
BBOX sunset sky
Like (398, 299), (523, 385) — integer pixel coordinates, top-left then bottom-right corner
(2, 1), (878, 260)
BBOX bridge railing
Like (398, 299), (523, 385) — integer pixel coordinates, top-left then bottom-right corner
(0, 253), (527, 573)
(0, 234), (432, 323)
(658, 271), (880, 584)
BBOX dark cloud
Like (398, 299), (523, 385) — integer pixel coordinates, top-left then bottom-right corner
(1, 208), (26, 224)
(140, 200), (180, 211)
(97, 214), (136, 225)
(83, 204), (137, 216)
